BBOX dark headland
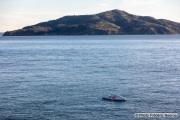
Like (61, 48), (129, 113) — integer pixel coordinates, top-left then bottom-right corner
(3, 9), (180, 36)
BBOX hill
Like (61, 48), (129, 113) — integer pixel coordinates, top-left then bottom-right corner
(3, 9), (180, 36)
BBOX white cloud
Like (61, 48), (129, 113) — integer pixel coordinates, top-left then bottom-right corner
(121, 0), (163, 7)
(99, 3), (109, 7)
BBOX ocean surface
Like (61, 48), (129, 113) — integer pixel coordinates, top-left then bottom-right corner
(0, 35), (179, 120)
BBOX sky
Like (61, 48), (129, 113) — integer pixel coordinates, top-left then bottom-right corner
(0, 0), (180, 32)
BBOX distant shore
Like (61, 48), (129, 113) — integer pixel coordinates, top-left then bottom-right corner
(0, 32), (4, 36)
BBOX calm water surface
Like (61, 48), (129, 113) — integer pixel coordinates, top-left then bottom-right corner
(0, 35), (180, 120)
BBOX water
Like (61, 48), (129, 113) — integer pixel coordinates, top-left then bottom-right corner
(0, 35), (180, 120)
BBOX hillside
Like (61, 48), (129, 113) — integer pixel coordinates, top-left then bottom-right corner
(3, 9), (180, 36)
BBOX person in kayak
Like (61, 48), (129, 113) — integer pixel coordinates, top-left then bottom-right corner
(113, 95), (116, 99)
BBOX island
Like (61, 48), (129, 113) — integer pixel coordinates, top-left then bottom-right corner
(3, 9), (180, 36)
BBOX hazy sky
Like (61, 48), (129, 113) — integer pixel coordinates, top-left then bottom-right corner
(0, 0), (180, 32)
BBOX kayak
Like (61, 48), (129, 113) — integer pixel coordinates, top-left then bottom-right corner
(102, 95), (127, 102)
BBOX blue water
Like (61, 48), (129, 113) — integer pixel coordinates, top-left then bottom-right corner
(0, 35), (180, 120)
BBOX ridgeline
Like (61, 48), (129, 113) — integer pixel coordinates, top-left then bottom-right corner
(3, 9), (180, 36)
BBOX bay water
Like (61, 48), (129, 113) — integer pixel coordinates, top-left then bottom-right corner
(0, 35), (179, 120)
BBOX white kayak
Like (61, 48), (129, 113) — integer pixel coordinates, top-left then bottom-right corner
(102, 95), (127, 102)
